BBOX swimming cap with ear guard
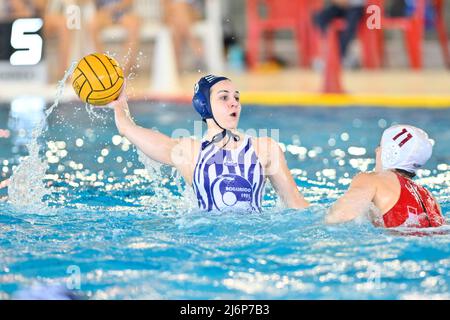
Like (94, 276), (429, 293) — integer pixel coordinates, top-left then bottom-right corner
(381, 125), (433, 174)
(192, 75), (229, 120)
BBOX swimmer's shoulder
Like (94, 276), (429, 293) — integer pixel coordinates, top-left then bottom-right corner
(172, 137), (202, 167)
(350, 172), (380, 188)
(252, 136), (278, 151)
(175, 136), (201, 147)
(351, 171), (398, 191)
(251, 136), (279, 167)
(371, 170), (400, 184)
(171, 137), (201, 185)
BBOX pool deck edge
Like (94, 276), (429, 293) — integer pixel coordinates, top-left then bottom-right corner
(126, 92), (450, 108)
(239, 92), (450, 108)
(1, 88), (450, 108)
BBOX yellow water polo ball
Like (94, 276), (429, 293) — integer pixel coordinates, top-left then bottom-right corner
(72, 53), (124, 106)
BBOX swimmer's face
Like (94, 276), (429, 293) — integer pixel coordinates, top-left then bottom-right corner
(209, 80), (241, 130)
(375, 145), (382, 172)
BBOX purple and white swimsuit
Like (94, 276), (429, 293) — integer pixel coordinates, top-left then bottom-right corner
(192, 135), (266, 212)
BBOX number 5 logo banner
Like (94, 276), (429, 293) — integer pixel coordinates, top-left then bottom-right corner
(10, 18), (44, 66)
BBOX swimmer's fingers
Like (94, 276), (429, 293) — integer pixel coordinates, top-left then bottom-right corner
(107, 79), (128, 110)
(116, 78), (127, 101)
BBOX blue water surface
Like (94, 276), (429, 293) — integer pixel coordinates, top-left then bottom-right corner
(0, 101), (449, 299)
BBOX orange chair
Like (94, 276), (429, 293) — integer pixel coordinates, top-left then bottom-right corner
(365, 0), (426, 69)
(321, 5), (383, 92)
(307, 1), (380, 70)
(433, 0), (450, 68)
(319, 4), (378, 92)
(358, 3), (383, 69)
(322, 19), (347, 93)
(322, 0), (447, 93)
(302, 0), (325, 67)
(246, 0), (311, 69)
(360, 0), (449, 69)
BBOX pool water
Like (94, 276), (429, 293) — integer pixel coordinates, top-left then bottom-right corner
(0, 101), (449, 299)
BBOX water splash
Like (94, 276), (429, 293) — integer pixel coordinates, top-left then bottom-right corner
(136, 148), (196, 212)
(84, 103), (109, 122)
(7, 145), (51, 210)
(174, 169), (197, 212)
(136, 148), (166, 205)
(8, 62), (77, 210)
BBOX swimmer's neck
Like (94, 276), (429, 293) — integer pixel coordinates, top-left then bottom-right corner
(205, 127), (240, 141)
(204, 128), (242, 150)
(393, 169), (416, 179)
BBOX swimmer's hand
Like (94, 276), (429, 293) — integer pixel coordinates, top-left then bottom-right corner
(109, 80), (135, 135)
(0, 179), (10, 190)
(108, 79), (127, 110)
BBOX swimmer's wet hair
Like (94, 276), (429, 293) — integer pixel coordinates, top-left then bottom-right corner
(395, 169), (416, 179)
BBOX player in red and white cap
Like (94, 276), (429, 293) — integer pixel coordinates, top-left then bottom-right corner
(326, 124), (446, 228)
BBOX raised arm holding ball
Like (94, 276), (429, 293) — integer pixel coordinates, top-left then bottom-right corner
(108, 75), (309, 212)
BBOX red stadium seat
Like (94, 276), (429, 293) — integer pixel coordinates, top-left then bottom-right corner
(246, 0), (314, 69)
(433, 0), (450, 68)
(364, 0), (426, 69)
(322, 19), (346, 93)
(321, 0), (438, 92)
(321, 6), (385, 92)
(302, 0), (325, 68)
(360, 0), (449, 69)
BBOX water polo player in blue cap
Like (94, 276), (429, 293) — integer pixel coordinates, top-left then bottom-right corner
(111, 75), (309, 212)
